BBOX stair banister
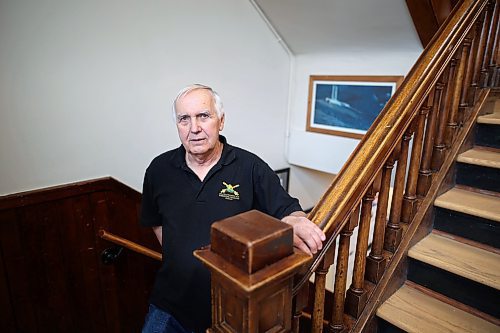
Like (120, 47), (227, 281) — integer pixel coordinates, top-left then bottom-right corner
(294, 0), (489, 294)
(195, 0), (498, 332)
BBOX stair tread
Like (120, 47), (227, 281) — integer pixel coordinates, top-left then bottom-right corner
(435, 188), (500, 222)
(478, 107), (500, 124)
(457, 148), (500, 169)
(377, 283), (500, 333)
(408, 233), (500, 290)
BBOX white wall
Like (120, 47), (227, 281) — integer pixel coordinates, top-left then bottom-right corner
(0, 0), (425, 213)
(286, 51), (422, 209)
(287, 50), (422, 172)
(0, 0), (291, 196)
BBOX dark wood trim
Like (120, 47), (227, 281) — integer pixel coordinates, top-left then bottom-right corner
(0, 177), (140, 211)
(0, 177), (157, 332)
(406, 0), (460, 48)
(406, 0), (440, 48)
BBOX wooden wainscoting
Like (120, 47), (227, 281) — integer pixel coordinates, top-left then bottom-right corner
(0, 177), (160, 333)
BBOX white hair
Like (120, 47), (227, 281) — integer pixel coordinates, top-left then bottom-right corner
(172, 84), (224, 122)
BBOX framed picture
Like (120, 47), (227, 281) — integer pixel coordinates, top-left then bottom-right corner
(306, 75), (403, 139)
(274, 168), (290, 192)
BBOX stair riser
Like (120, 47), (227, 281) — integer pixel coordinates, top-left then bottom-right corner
(475, 124), (500, 149)
(456, 163), (500, 193)
(376, 318), (406, 333)
(408, 259), (499, 318)
(434, 208), (500, 248)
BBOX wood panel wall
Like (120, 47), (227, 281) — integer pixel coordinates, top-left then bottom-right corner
(0, 178), (160, 332)
(406, 0), (460, 47)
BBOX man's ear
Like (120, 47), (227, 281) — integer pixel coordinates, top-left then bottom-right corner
(219, 114), (225, 131)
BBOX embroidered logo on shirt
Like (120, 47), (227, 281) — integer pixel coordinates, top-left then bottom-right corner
(219, 182), (240, 200)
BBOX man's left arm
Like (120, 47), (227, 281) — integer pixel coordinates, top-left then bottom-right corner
(282, 211), (325, 256)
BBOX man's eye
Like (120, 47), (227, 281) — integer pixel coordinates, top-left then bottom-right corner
(178, 116), (189, 123)
(199, 113), (210, 119)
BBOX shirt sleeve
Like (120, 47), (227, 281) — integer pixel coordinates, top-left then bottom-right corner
(252, 159), (302, 220)
(140, 166), (162, 227)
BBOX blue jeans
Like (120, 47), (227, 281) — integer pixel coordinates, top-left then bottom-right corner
(142, 304), (192, 333)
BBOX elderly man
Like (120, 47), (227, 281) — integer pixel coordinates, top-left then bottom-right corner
(140, 84), (325, 333)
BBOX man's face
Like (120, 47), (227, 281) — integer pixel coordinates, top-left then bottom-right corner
(174, 89), (224, 159)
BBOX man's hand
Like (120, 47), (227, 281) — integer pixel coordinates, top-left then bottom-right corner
(282, 211), (326, 256)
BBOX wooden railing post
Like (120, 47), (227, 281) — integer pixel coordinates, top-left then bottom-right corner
(194, 210), (310, 333)
(401, 104), (429, 223)
(472, 9), (489, 96)
(345, 186), (375, 318)
(446, 41), (471, 146)
(328, 208), (359, 333)
(487, 0), (499, 86)
(417, 83), (443, 196)
(384, 128), (411, 251)
(292, 278), (309, 333)
(458, 38), (473, 127)
(311, 246), (335, 333)
(488, 1), (500, 86)
(479, 0), (495, 87)
(365, 156), (395, 283)
(431, 59), (457, 171)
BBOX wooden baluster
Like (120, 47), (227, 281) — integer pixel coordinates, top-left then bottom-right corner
(401, 103), (430, 223)
(486, 0), (499, 86)
(471, 10), (489, 98)
(446, 41), (471, 146)
(417, 83), (443, 197)
(493, 2), (500, 87)
(311, 245), (336, 333)
(480, 0), (495, 87)
(431, 59), (456, 171)
(458, 38), (473, 127)
(345, 185), (375, 318)
(365, 156), (395, 284)
(292, 279), (309, 333)
(327, 208), (359, 333)
(384, 123), (414, 252)
(464, 25), (480, 108)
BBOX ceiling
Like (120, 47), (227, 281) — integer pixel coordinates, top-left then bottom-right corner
(252, 0), (423, 55)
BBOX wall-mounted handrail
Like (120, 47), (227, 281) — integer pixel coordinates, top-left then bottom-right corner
(98, 229), (162, 261)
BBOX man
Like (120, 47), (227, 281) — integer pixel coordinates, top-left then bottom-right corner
(141, 84), (325, 333)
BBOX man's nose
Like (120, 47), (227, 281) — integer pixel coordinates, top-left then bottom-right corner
(190, 118), (202, 132)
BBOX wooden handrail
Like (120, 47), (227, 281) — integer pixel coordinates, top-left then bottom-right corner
(98, 229), (162, 261)
(294, 0), (490, 294)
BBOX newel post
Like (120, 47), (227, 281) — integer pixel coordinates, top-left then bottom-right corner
(194, 210), (311, 333)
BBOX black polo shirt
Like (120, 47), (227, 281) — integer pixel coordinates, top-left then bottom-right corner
(140, 136), (302, 332)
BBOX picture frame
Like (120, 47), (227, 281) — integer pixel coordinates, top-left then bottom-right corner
(274, 168), (290, 192)
(306, 75), (403, 139)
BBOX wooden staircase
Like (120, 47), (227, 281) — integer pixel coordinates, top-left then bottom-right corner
(377, 97), (500, 332)
(192, 1), (500, 332)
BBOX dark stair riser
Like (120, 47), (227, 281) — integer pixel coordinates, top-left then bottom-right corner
(434, 208), (500, 248)
(475, 123), (500, 149)
(376, 318), (406, 333)
(456, 162), (500, 193)
(408, 259), (499, 318)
